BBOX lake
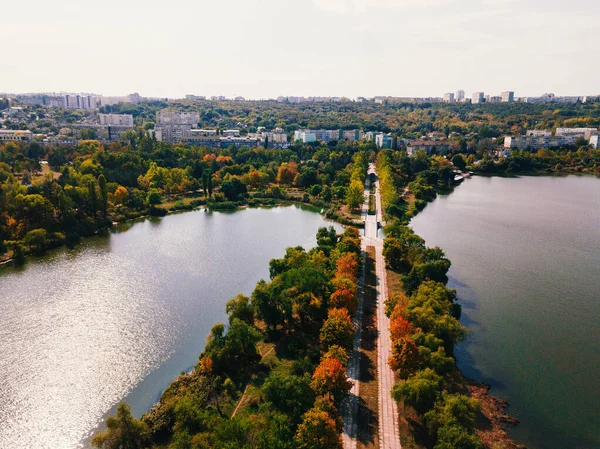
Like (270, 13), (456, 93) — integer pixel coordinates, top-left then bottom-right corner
(0, 205), (342, 449)
(410, 175), (600, 449)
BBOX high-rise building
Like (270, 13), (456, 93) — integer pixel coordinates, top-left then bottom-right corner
(128, 93), (141, 104)
(472, 92), (485, 104)
(443, 93), (455, 103)
(456, 89), (465, 102)
(63, 94), (98, 110)
(501, 91), (515, 103)
(155, 110), (200, 142)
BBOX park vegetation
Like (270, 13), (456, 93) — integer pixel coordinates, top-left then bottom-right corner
(0, 134), (375, 264)
(92, 226), (362, 449)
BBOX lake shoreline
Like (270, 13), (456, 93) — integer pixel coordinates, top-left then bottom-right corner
(405, 177), (526, 449)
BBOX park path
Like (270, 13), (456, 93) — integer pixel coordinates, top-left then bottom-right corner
(368, 164), (402, 449)
(342, 164), (401, 449)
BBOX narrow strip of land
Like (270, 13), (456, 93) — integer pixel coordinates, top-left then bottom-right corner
(369, 164), (402, 449)
(341, 177), (371, 449)
(344, 163), (401, 449)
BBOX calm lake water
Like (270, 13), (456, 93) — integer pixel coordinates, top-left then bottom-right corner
(0, 205), (341, 449)
(411, 175), (600, 449)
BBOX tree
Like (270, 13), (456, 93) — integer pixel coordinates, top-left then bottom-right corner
(262, 373), (314, 424)
(295, 407), (343, 449)
(114, 186), (129, 205)
(276, 162), (298, 185)
(390, 316), (413, 341)
(424, 393), (480, 437)
(329, 277), (358, 314)
(335, 253), (359, 278)
(319, 308), (354, 351)
(345, 180), (363, 211)
(87, 179), (98, 218)
(323, 345), (349, 368)
(310, 358), (352, 401)
(98, 174), (108, 218)
(434, 424), (483, 449)
(91, 403), (150, 449)
(225, 293), (254, 325)
(451, 154), (466, 171)
(389, 337), (421, 379)
(392, 368), (443, 415)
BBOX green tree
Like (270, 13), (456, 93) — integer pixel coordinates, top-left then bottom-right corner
(225, 293), (254, 325)
(98, 174), (108, 218)
(451, 154), (466, 171)
(295, 407), (343, 449)
(392, 368), (443, 415)
(345, 180), (363, 211)
(262, 373), (314, 424)
(91, 403), (150, 449)
(319, 308), (354, 351)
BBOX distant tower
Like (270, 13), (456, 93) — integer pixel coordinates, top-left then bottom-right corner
(472, 92), (485, 104)
(443, 92), (455, 103)
(456, 89), (465, 102)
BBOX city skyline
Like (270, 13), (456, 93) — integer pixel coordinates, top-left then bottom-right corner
(2, 0), (599, 99)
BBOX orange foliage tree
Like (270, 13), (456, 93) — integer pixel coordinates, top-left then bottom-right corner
(310, 358), (352, 401)
(335, 253), (359, 279)
(329, 277), (358, 314)
(390, 316), (413, 341)
(389, 336), (421, 379)
(276, 162), (298, 185)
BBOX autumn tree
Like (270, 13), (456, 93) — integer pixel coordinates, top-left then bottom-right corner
(294, 407), (343, 449)
(329, 277), (358, 314)
(320, 307), (355, 351)
(335, 253), (359, 279)
(390, 316), (413, 341)
(276, 162), (298, 185)
(389, 336), (421, 379)
(113, 186), (129, 205)
(310, 358), (352, 401)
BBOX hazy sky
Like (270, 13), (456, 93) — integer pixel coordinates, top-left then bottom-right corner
(2, 0), (598, 99)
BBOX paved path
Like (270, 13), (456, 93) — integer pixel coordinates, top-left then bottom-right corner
(368, 164), (402, 449)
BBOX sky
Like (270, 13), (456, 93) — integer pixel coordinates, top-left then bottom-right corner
(1, 0), (599, 99)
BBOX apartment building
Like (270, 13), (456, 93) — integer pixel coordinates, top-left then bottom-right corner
(99, 113), (134, 127)
(555, 128), (598, 140)
(472, 92), (485, 104)
(64, 95), (98, 110)
(155, 110), (200, 143)
(504, 135), (578, 150)
(375, 133), (393, 149)
(0, 129), (34, 142)
(501, 91), (515, 103)
(406, 140), (452, 156)
(444, 93), (455, 103)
